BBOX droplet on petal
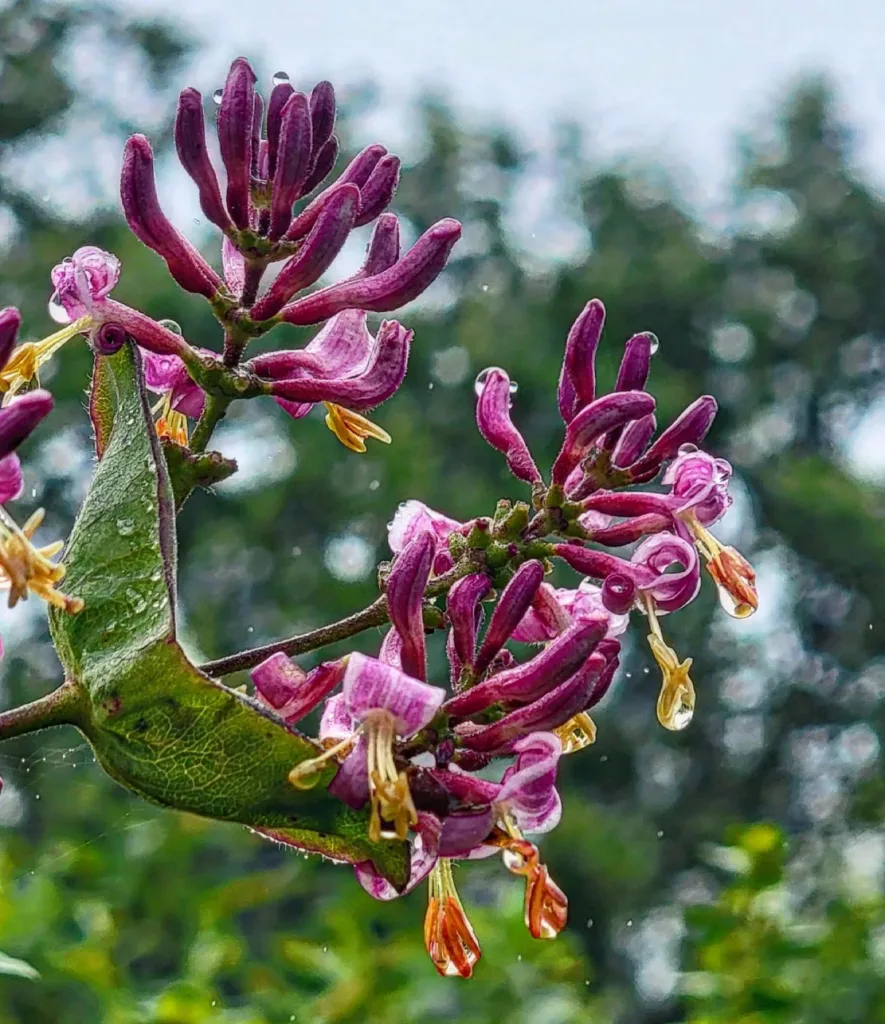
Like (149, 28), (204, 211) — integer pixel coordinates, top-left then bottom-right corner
(47, 292), (71, 325)
(272, 71), (290, 86)
(157, 319), (183, 336)
(212, 88), (223, 105)
(648, 333), (660, 355)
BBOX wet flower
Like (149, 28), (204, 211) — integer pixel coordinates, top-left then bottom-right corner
(643, 594), (695, 731)
(512, 579), (630, 643)
(0, 506), (82, 615)
(424, 859), (482, 977)
(50, 246), (120, 321)
(388, 500), (463, 560)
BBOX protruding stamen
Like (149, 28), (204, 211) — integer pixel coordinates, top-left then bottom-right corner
(287, 731), (356, 790)
(0, 318), (92, 401)
(492, 824), (568, 940)
(554, 711), (597, 753)
(365, 709), (416, 842)
(644, 595), (695, 731)
(0, 505), (82, 613)
(323, 402), (391, 453)
(424, 859), (481, 978)
(681, 510), (758, 618)
(155, 392), (190, 447)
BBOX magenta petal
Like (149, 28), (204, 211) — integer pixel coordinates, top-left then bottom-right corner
(360, 214), (401, 277)
(662, 446), (733, 526)
(355, 154), (401, 227)
(309, 80), (337, 156)
(269, 91), (313, 240)
(175, 88), (232, 233)
(328, 737), (369, 809)
(475, 367), (541, 483)
(626, 396), (718, 481)
(438, 807), (496, 857)
(342, 652), (445, 737)
(216, 57), (257, 230)
(0, 391), (53, 459)
(319, 693), (357, 741)
(499, 732), (562, 834)
(0, 308), (21, 372)
(611, 413), (657, 469)
(386, 530), (434, 681)
(551, 390), (656, 485)
(632, 531), (701, 613)
(251, 309), (373, 382)
(266, 80), (295, 179)
(251, 653), (345, 724)
(511, 583), (573, 643)
(473, 560), (545, 675)
(558, 299), (604, 423)
(0, 454), (23, 503)
(355, 811), (442, 900)
(388, 500), (461, 554)
(446, 573), (492, 669)
(222, 237), (246, 297)
(445, 618), (607, 716)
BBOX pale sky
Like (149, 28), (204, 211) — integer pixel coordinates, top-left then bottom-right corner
(123, 0), (885, 209)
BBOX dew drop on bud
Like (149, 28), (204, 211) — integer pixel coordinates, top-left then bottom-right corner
(474, 366), (512, 397)
(158, 319), (183, 335)
(509, 379), (519, 395)
(272, 71), (290, 86)
(212, 88), (223, 105)
(677, 442), (699, 457)
(502, 848), (525, 872)
(648, 333), (660, 355)
(715, 582), (755, 619)
(48, 292), (71, 324)
(669, 702), (694, 730)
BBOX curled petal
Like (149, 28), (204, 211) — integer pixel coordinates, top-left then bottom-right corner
(253, 183), (360, 319)
(387, 530), (434, 681)
(217, 57), (256, 229)
(175, 88), (232, 233)
(279, 219), (461, 325)
(447, 573), (492, 670)
(473, 560), (545, 675)
(251, 653), (345, 723)
(558, 299), (604, 423)
(662, 445), (733, 526)
(121, 135), (223, 298)
(355, 812), (442, 900)
(445, 618), (607, 717)
(342, 651), (445, 736)
(251, 309), (373, 382)
(388, 500), (462, 555)
(141, 349), (205, 417)
(268, 320), (412, 410)
(633, 532), (701, 613)
(626, 396), (718, 482)
(475, 368), (541, 483)
(328, 736), (370, 809)
(499, 732), (563, 834)
(319, 692), (357, 742)
(551, 391), (656, 485)
(51, 246), (121, 320)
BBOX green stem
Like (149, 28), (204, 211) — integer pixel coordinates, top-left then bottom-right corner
(190, 394), (231, 455)
(199, 565), (474, 677)
(0, 680), (87, 742)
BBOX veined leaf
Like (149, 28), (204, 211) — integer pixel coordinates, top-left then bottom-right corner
(49, 345), (407, 887)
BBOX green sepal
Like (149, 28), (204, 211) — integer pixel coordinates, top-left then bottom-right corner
(49, 344), (408, 888)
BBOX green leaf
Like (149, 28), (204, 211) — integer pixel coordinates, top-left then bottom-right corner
(49, 345), (407, 887)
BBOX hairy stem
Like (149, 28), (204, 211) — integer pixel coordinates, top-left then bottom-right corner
(0, 680), (88, 743)
(190, 394), (231, 454)
(200, 565), (474, 677)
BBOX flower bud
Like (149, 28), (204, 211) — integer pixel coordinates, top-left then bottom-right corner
(474, 560), (545, 675)
(558, 299), (604, 423)
(216, 57), (257, 229)
(387, 530), (435, 681)
(475, 368), (541, 484)
(355, 155), (401, 227)
(175, 88), (232, 233)
(269, 91), (313, 240)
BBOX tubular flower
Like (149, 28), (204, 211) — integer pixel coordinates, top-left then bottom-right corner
(679, 509), (758, 619)
(643, 594), (695, 732)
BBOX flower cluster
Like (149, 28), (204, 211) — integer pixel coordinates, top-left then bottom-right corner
(43, 57), (461, 451)
(247, 299), (757, 976)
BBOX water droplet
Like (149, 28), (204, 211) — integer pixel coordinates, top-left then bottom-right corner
(291, 546), (302, 557)
(213, 88), (223, 105)
(715, 583), (754, 619)
(48, 291), (71, 324)
(428, 382), (434, 390)
(668, 700), (694, 731)
(116, 518), (135, 536)
(648, 334), (660, 355)
(272, 70), (290, 86)
(586, 918), (594, 928)
(322, 945), (328, 953)
(126, 587), (147, 614)
(657, 830), (664, 838)
(509, 379), (518, 395)
(158, 319), (182, 335)
(247, 626), (254, 633)
(677, 442), (699, 457)
(502, 848), (526, 872)
(481, 284), (489, 292)
(369, 480), (380, 491)
(516, 954), (522, 961)
(626, 919), (633, 927)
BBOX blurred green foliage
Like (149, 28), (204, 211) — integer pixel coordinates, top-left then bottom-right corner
(1, 2), (885, 1021)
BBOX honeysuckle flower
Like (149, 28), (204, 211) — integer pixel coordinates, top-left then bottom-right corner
(512, 580), (630, 644)
(424, 858), (482, 978)
(388, 499), (463, 562)
(50, 246), (120, 321)
(290, 652), (445, 842)
(142, 350), (206, 419)
(386, 530), (435, 681)
(662, 444), (733, 526)
(642, 593), (695, 732)
(475, 367), (541, 484)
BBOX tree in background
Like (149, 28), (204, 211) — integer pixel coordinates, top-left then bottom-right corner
(0, 3), (884, 1023)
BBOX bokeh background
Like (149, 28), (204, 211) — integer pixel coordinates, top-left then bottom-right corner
(1, 1), (885, 1020)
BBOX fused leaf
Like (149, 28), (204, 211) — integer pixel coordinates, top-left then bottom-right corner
(50, 344), (408, 886)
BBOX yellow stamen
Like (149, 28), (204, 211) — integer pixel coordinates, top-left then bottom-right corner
(365, 709), (417, 842)
(287, 732), (356, 790)
(155, 392), (190, 447)
(0, 317), (92, 401)
(0, 505), (83, 613)
(644, 595), (695, 731)
(323, 402), (391, 453)
(680, 510), (758, 619)
(554, 711), (597, 753)
(424, 859), (481, 977)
